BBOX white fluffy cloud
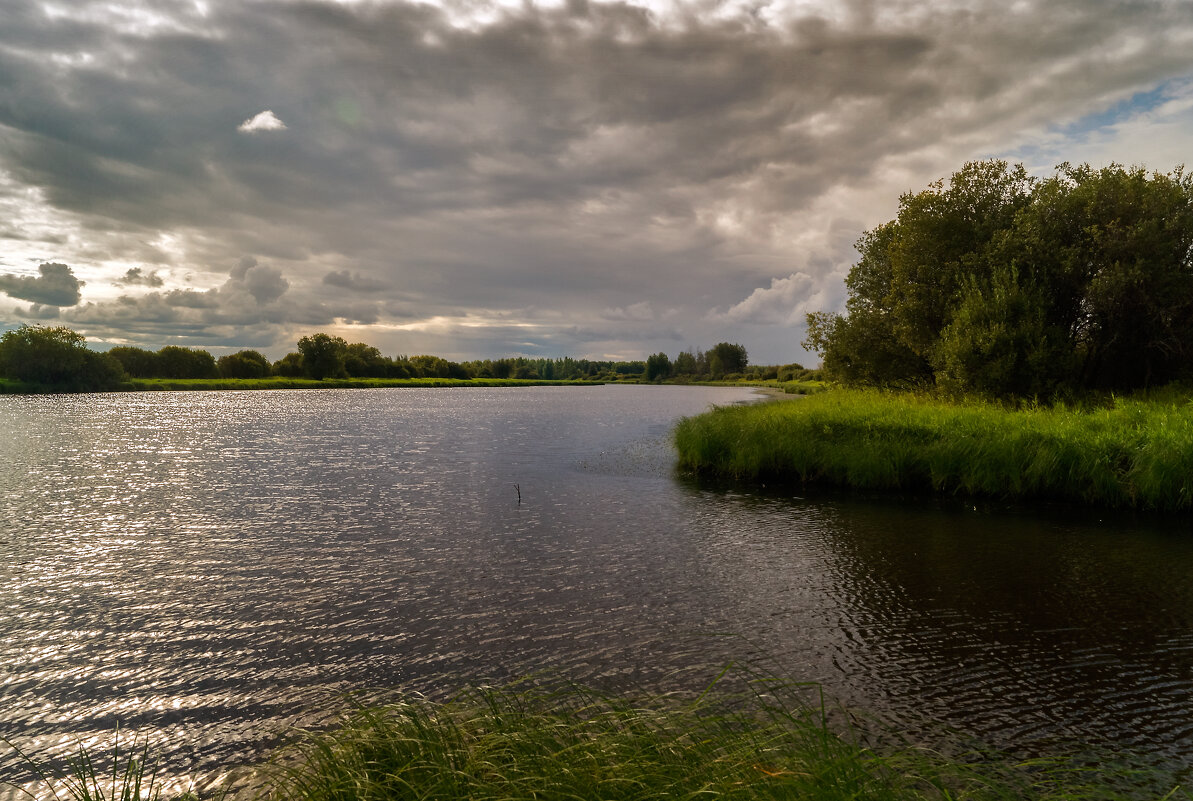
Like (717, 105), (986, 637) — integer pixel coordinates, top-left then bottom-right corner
(237, 110), (287, 133)
(716, 272), (845, 327)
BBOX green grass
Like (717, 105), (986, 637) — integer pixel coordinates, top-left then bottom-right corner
(256, 676), (1178, 801)
(674, 389), (1193, 512)
(781, 379), (828, 395)
(3, 728), (167, 801)
(670, 379), (828, 395)
(9, 676), (1184, 801)
(0, 377), (42, 393)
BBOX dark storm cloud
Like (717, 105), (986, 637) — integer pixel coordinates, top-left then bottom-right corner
(164, 289), (220, 309)
(0, 262), (83, 306)
(241, 264), (290, 304)
(25, 303), (61, 320)
(323, 269), (389, 292)
(1, 0), (1191, 357)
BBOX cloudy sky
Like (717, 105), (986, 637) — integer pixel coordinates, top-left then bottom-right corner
(2, 0), (1192, 363)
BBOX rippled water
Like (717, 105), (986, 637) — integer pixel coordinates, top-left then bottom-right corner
(2, 385), (1192, 793)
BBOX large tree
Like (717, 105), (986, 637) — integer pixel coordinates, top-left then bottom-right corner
(0, 325), (125, 390)
(108, 346), (160, 378)
(156, 346), (219, 379)
(645, 352), (672, 381)
(708, 342), (747, 376)
(805, 161), (1193, 396)
(297, 333), (349, 380)
(218, 350), (272, 378)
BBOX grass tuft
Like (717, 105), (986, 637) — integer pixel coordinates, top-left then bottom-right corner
(3, 728), (166, 801)
(255, 675), (1184, 801)
(6, 676), (1187, 800)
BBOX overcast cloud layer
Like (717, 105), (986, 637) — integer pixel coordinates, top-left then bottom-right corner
(1, 0), (1192, 362)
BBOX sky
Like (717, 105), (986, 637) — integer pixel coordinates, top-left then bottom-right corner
(1, 0), (1192, 364)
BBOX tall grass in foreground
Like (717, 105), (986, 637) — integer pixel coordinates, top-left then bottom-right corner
(3, 729), (166, 801)
(8, 677), (1184, 801)
(257, 677), (1175, 801)
(674, 390), (1193, 511)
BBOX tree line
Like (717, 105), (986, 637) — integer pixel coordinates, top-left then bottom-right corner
(0, 325), (783, 390)
(804, 161), (1193, 398)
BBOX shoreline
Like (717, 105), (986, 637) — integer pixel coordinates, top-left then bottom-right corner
(0, 377), (823, 395)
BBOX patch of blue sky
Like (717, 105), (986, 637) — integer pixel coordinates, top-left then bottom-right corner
(998, 75), (1193, 173)
(1060, 82), (1174, 138)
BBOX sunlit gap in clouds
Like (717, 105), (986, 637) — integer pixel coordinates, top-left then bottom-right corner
(38, 1), (214, 35)
(323, 0), (850, 31)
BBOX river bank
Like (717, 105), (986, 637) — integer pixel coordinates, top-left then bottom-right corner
(674, 389), (1193, 512)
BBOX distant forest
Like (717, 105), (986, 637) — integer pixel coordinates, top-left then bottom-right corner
(0, 325), (815, 392)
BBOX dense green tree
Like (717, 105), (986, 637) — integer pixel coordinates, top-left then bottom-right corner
(805, 161), (1193, 396)
(385, 358), (414, 378)
(107, 346), (160, 378)
(410, 354), (450, 378)
(1030, 163), (1193, 389)
(273, 352), (305, 377)
(297, 333), (349, 380)
(0, 325), (125, 390)
(645, 352), (672, 381)
(644, 353), (672, 379)
(932, 265), (1069, 398)
(672, 350), (698, 376)
(218, 350), (272, 378)
(344, 343), (389, 378)
(804, 310), (929, 387)
(156, 346), (219, 379)
(885, 161), (1034, 357)
(708, 342), (747, 377)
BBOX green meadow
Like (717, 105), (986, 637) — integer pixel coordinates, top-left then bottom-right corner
(674, 389), (1193, 512)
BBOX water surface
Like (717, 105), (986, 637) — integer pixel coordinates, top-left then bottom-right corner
(1, 386), (1191, 792)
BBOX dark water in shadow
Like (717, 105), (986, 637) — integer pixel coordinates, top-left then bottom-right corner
(1, 386), (1191, 793)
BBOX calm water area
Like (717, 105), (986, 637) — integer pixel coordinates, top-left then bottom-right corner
(2, 385), (1192, 793)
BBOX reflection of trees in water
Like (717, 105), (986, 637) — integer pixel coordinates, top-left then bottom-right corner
(674, 476), (1193, 767)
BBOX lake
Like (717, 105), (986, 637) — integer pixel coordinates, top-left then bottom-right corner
(1, 385), (1191, 794)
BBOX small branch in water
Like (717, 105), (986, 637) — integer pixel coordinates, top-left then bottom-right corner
(513, 483), (521, 505)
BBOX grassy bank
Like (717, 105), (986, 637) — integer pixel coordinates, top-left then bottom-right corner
(686, 378), (828, 395)
(674, 389), (1193, 512)
(0, 377), (38, 393)
(12, 677), (1178, 801)
(256, 683), (1173, 801)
